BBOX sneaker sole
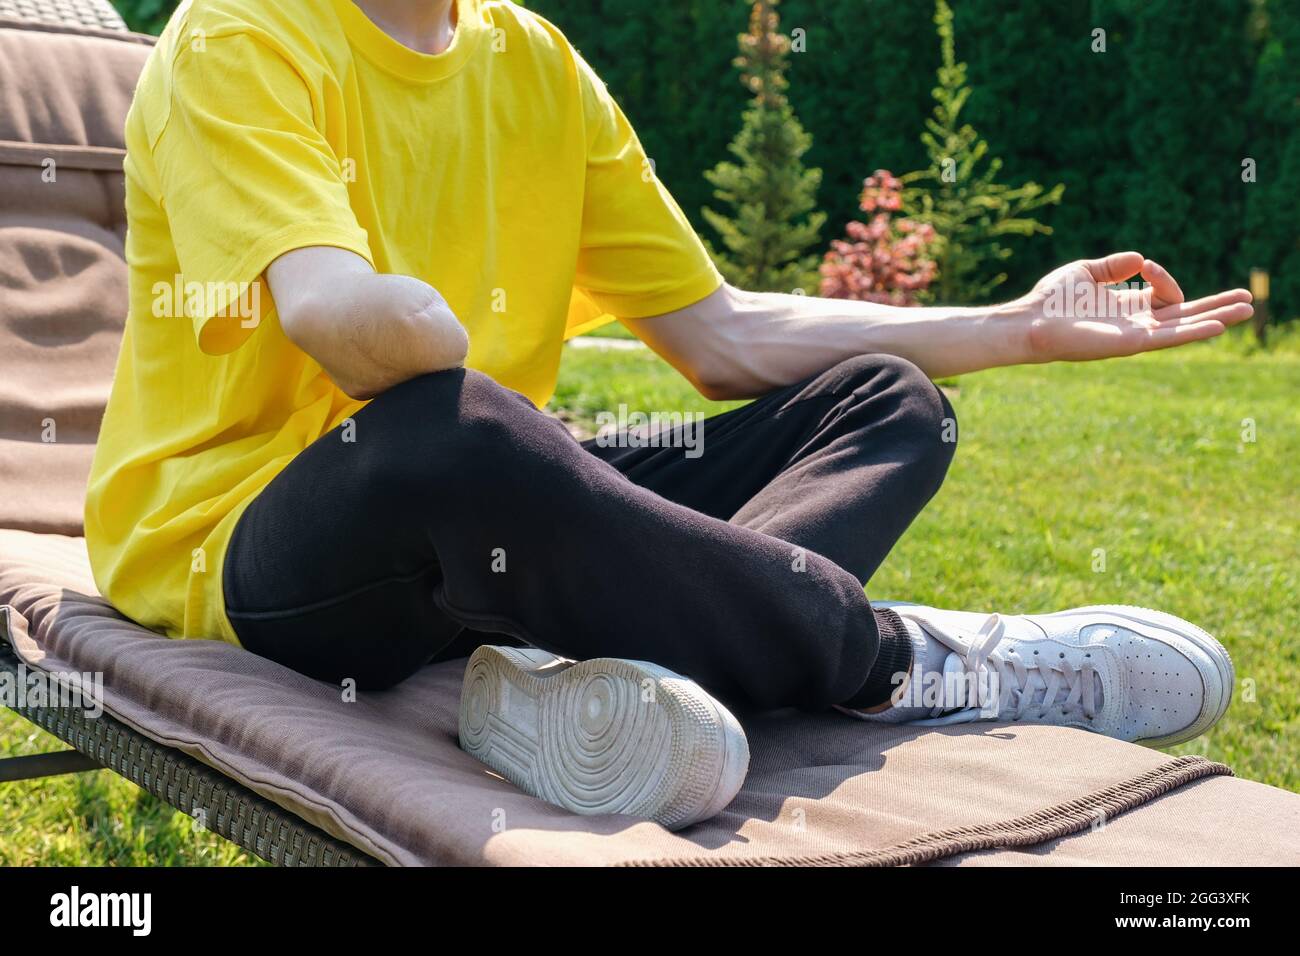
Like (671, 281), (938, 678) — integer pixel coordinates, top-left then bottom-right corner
(1046, 604), (1234, 748)
(457, 645), (750, 831)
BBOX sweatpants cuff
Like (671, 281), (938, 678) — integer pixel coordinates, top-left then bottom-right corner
(840, 607), (915, 710)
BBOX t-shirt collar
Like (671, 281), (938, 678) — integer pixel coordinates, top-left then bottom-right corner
(331, 0), (487, 83)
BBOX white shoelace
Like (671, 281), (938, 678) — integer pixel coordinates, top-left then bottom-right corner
(913, 613), (1099, 726)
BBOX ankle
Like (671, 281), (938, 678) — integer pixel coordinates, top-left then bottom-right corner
(840, 608), (915, 710)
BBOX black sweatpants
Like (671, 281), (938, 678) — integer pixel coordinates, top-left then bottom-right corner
(222, 353), (956, 711)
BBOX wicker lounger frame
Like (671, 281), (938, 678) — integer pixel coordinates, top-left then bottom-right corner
(0, 0), (127, 31)
(0, 637), (380, 866)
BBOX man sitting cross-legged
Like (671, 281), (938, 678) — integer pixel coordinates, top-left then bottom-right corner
(86, 0), (1249, 829)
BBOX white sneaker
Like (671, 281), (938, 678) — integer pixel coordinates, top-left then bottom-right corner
(865, 602), (1234, 746)
(458, 645), (750, 830)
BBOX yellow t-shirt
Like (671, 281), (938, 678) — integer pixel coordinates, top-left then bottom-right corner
(85, 0), (722, 643)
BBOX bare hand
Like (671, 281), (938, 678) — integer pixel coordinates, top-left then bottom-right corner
(1021, 251), (1253, 363)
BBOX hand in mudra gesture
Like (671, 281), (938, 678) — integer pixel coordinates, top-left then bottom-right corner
(1021, 251), (1254, 363)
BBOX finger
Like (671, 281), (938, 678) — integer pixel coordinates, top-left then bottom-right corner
(1151, 288), (1251, 317)
(1152, 299), (1254, 327)
(1084, 251), (1144, 284)
(1117, 287), (1251, 321)
(1140, 258), (1184, 305)
(1132, 319), (1226, 354)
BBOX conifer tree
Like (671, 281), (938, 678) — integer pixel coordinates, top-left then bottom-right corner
(903, 0), (1063, 304)
(702, 0), (825, 292)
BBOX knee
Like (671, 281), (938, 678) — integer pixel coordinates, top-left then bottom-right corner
(884, 354), (955, 437)
(888, 357), (957, 484)
(445, 370), (573, 479)
(832, 354), (958, 479)
(355, 368), (563, 494)
(834, 353), (955, 431)
(388, 367), (535, 427)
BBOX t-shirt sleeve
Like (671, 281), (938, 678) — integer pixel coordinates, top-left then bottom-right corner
(569, 53), (722, 330)
(151, 33), (373, 354)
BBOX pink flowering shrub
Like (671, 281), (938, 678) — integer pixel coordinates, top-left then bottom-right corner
(819, 170), (938, 305)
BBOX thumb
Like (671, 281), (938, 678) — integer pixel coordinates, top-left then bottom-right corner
(1083, 251), (1144, 284)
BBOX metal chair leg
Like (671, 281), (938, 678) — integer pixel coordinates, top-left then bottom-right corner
(0, 749), (102, 783)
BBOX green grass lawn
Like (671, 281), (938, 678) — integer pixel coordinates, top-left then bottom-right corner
(558, 329), (1300, 791)
(3, 328), (1296, 864)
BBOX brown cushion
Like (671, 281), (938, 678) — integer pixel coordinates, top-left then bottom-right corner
(940, 775), (1300, 866)
(6, 528), (1291, 867)
(0, 20), (152, 535)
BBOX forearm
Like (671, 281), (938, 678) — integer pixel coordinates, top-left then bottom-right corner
(268, 248), (468, 400)
(292, 273), (468, 399)
(723, 287), (1033, 392)
(639, 255), (1253, 401)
